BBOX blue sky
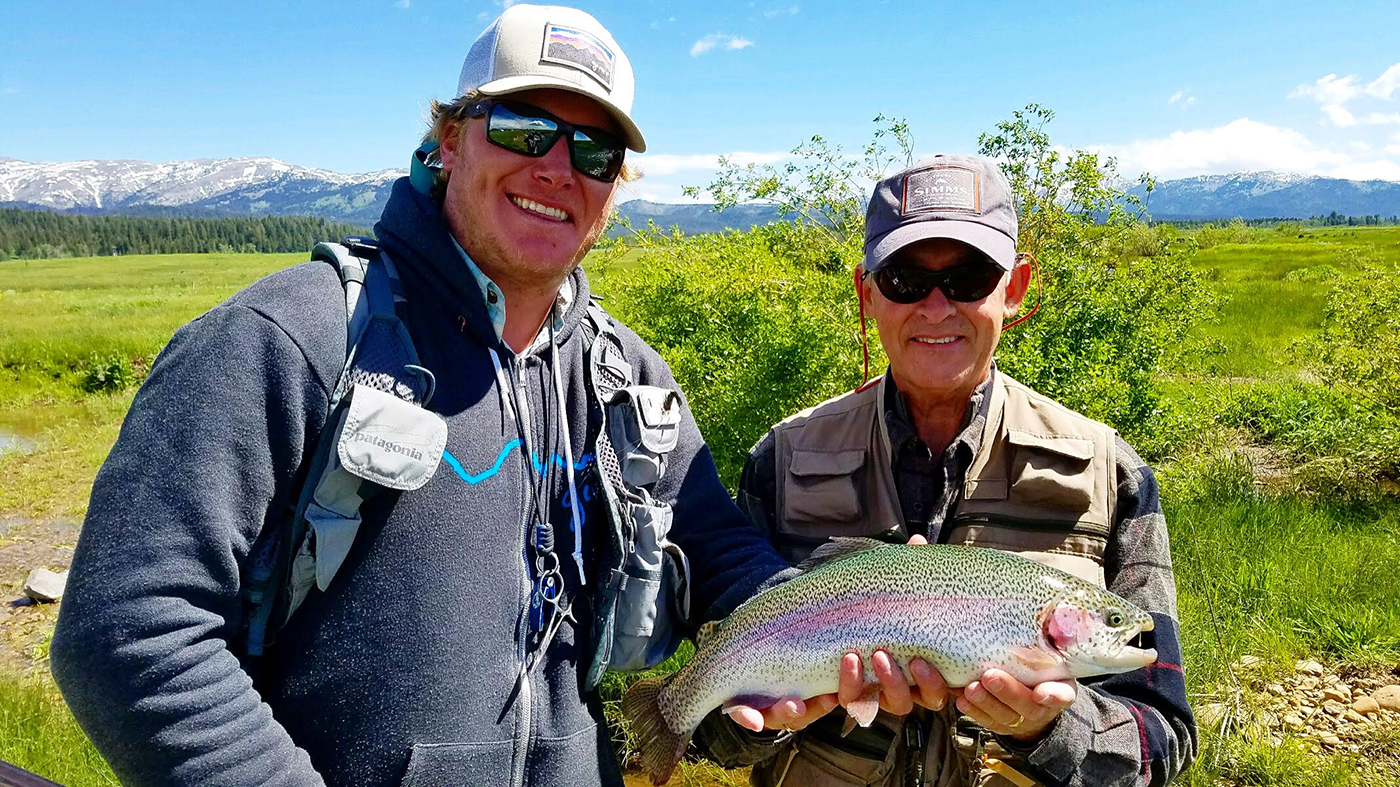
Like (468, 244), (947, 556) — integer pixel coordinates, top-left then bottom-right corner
(3, 0), (1399, 202)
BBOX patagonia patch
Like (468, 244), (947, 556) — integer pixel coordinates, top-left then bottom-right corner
(902, 166), (980, 215)
(540, 23), (615, 89)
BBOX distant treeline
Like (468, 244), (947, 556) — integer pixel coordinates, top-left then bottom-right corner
(0, 209), (370, 260)
(1161, 212), (1400, 229)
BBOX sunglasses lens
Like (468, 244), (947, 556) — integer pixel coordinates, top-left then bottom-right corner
(943, 264), (1004, 302)
(873, 262), (1004, 304)
(486, 103), (560, 157)
(873, 267), (936, 304)
(570, 129), (625, 182)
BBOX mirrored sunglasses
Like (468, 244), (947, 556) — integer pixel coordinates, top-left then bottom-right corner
(467, 99), (626, 183)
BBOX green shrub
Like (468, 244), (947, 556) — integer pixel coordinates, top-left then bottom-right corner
(1195, 218), (1258, 249)
(605, 107), (1218, 475)
(979, 106), (1219, 458)
(1282, 264), (1342, 282)
(603, 224), (867, 487)
(79, 354), (134, 394)
(1217, 381), (1400, 494)
(1302, 260), (1400, 415)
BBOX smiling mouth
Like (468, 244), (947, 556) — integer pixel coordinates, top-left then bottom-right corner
(510, 195), (570, 222)
(912, 337), (959, 345)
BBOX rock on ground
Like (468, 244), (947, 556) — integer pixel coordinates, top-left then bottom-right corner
(23, 568), (68, 603)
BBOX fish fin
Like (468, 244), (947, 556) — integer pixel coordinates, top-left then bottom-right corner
(794, 537), (889, 573)
(840, 713), (859, 737)
(722, 694), (783, 712)
(622, 675), (690, 785)
(1010, 646), (1063, 672)
(844, 685), (881, 730)
(695, 620), (719, 651)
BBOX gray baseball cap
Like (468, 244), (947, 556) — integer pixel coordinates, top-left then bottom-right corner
(863, 155), (1018, 272)
(458, 4), (646, 152)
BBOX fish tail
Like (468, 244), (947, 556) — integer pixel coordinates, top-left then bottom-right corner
(622, 675), (690, 785)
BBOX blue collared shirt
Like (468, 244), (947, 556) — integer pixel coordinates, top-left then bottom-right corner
(450, 236), (572, 354)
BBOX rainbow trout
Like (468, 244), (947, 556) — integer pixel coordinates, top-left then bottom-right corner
(623, 538), (1156, 784)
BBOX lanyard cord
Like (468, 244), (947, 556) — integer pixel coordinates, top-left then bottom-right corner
(549, 321), (587, 587)
(495, 317), (583, 668)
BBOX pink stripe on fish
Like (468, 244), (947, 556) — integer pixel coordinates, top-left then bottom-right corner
(714, 592), (1026, 665)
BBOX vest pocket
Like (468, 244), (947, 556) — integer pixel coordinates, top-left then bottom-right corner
(1006, 429), (1095, 513)
(762, 713), (900, 786)
(783, 449), (866, 527)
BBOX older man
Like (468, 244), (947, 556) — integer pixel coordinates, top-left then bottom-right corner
(51, 6), (790, 787)
(696, 156), (1196, 786)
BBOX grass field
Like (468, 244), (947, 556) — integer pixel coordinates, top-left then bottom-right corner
(3, 229), (1400, 785)
(1186, 226), (1400, 378)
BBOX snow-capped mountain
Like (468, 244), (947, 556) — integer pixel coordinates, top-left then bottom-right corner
(0, 157), (403, 224)
(4, 158), (1399, 227)
(1129, 172), (1400, 220)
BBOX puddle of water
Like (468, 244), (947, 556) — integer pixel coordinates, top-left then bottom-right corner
(0, 430), (35, 455)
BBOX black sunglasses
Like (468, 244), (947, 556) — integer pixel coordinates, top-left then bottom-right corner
(466, 98), (626, 183)
(865, 260), (1006, 304)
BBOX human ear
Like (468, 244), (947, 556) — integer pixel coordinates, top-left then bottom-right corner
(1002, 255), (1034, 318)
(438, 121), (467, 173)
(854, 265), (874, 315)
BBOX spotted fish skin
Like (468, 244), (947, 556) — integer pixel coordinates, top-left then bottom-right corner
(623, 539), (1155, 785)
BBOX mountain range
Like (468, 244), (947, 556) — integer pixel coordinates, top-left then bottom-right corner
(3, 157), (1399, 232)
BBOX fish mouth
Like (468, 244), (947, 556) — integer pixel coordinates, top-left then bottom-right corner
(1102, 618), (1157, 670)
(1101, 644), (1158, 670)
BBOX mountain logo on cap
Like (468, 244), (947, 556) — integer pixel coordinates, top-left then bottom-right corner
(541, 23), (615, 90)
(901, 166), (980, 215)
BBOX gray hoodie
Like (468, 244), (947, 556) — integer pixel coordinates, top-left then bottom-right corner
(51, 178), (791, 787)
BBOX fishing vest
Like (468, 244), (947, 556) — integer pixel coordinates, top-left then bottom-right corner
(757, 371), (1118, 787)
(238, 239), (689, 690)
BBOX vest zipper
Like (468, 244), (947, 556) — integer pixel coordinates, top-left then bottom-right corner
(950, 512), (1112, 538)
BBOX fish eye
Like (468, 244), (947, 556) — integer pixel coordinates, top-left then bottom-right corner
(1105, 609), (1125, 628)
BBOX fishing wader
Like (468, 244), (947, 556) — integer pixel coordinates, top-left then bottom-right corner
(754, 371), (1118, 787)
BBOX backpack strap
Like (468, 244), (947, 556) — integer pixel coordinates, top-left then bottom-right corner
(240, 238), (439, 660)
(582, 302), (690, 689)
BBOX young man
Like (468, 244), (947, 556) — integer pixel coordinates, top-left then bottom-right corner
(696, 156), (1197, 786)
(50, 6), (790, 787)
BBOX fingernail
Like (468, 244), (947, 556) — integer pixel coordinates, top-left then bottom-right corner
(986, 675), (1003, 690)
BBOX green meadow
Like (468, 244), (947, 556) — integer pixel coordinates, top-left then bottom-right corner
(1188, 225), (1400, 379)
(2, 228), (1400, 785)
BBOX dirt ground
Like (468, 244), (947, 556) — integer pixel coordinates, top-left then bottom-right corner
(0, 517), (79, 675)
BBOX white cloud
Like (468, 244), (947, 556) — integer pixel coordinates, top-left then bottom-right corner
(396, 0), (410, 8)
(1359, 112), (1400, 126)
(2, 87), (17, 95)
(690, 34), (754, 57)
(1168, 90), (1195, 108)
(1323, 104), (1356, 127)
(1291, 64), (1400, 127)
(1290, 73), (1362, 105)
(764, 5), (801, 17)
(1091, 118), (1378, 180)
(1365, 64), (1400, 100)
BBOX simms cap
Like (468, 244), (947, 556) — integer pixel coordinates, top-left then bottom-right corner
(864, 155), (1018, 272)
(458, 4), (646, 152)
